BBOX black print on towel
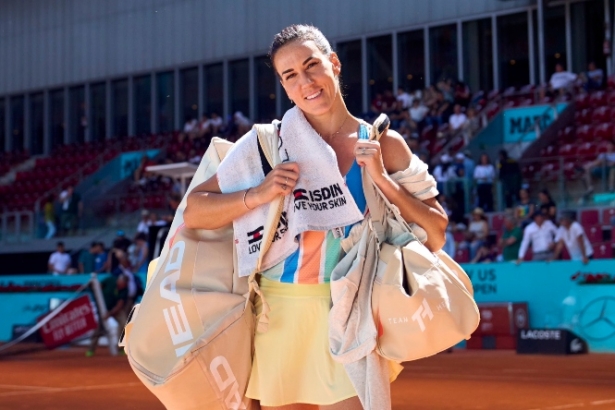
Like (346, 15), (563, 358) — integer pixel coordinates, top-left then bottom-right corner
(292, 184), (347, 212)
(246, 212), (289, 255)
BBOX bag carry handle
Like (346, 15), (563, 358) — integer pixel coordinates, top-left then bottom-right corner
(247, 121), (284, 332)
(361, 114), (419, 243)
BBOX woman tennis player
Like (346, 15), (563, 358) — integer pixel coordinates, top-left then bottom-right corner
(184, 24), (448, 410)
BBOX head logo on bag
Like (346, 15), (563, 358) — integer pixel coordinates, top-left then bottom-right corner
(159, 240), (194, 357)
(210, 356), (247, 410)
(412, 299), (434, 332)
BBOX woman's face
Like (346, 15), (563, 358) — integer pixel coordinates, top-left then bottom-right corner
(480, 154), (489, 164)
(519, 189), (528, 200)
(273, 40), (341, 117)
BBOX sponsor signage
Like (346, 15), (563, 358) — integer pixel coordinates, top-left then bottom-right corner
(474, 302), (529, 336)
(517, 328), (588, 355)
(502, 103), (567, 143)
(37, 294), (98, 349)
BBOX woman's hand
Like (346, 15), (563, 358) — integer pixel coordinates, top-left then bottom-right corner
(355, 140), (387, 184)
(247, 162), (300, 208)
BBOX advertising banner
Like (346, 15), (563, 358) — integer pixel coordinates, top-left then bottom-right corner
(502, 103), (567, 143)
(37, 294), (98, 349)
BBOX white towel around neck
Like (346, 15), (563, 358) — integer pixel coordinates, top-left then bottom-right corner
(217, 107), (364, 277)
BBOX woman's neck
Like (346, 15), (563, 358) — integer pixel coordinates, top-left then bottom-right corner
(302, 95), (354, 141)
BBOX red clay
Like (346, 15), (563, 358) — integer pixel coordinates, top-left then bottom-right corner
(0, 347), (614, 409)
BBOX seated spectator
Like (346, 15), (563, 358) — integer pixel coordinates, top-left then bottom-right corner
(473, 153), (495, 212)
(466, 207), (489, 260)
(547, 63), (578, 97)
(515, 188), (535, 228)
(388, 100), (408, 129)
(582, 140), (615, 194)
(209, 112), (224, 136)
(396, 86), (414, 109)
(517, 211), (558, 263)
(233, 111), (253, 137)
(498, 216), (522, 262)
(448, 104), (468, 131)
(198, 113), (211, 140)
(581, 61), (604, 92)
(93, 242), (108, 273)
(128, 232), (150, 274)
(454, 80), (471, 107)
(537, 188), (557, 222)
(471, 238), (499, 263)
(426, 91), (450, 127)
(408, 99), (429, 133)
(370, 92), (385, 116)
(552, 212), (593, 264)
(461, 107), (481, 144)
(48, 241), (73, 275)
(382, 89), (397, 114)
(180, 115), (199, 142)
(79, 242), (98, 274)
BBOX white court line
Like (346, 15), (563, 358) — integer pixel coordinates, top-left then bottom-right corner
(590, 399), (615, 406)
(526, 398), (615, 410)
(414, 372), (614, 386)
(0, 382), (141, 398)
(0, 384), (56, 391)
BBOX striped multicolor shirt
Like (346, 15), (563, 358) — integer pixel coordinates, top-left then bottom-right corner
(262, 125), (369, 284)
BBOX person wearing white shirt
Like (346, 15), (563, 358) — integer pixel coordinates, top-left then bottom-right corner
(48, 242), (72, 275)
(549, 63), (577, 91)
(473, 153), (496, 212)
(517, 212), (558, 263)
(396, 87), (414, 109)
(409, 99), (429, 123)
(553, 213), (593, 264)
(448, 104), (468, 130)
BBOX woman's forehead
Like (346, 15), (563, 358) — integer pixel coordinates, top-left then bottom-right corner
(274, 40), (325, 67)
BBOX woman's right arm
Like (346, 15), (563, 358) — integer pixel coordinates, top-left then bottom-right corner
(184, 162), (299, 230)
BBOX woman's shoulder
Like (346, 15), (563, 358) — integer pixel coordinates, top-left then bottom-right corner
(379, 128), (413, 173)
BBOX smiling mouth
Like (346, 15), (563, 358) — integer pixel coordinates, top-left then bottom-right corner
(305, 90), (323, 100)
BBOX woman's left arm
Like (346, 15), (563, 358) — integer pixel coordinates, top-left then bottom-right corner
(355, 129), (449, 251)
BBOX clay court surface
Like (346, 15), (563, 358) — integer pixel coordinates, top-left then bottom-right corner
(0, 348), (613, 410)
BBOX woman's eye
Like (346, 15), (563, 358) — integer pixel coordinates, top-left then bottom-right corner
(307, 62), (317, 69)
(285, 73), (296, 80)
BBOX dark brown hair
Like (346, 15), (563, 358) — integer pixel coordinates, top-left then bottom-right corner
(269, 24), (333, 74)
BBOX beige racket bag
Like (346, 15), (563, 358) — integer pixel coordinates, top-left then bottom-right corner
(119, 123), (282, 410)
(365, 115), (480, 362)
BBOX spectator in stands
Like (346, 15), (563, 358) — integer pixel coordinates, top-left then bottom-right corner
(370, 92), (385, 117)
(198, 113), (211, 141)
(426, 91), (450, 127)
(233, 111), (253, 137)
(462, 150), (476, 181)
(180, 115), (199, 142)
(43, 193), (56, 240)
(471, 237), (499, 263)
(136, 209), (151, 235)
(466, 207), (489, 260)
(382, 89), (397, 115)
(547, 63), (578, 98)
(581, 61), (604, 92)
(408, 98), (429, 134)
(454, 80), (471, 107)
(461, 107), (481, 144)
(515, 188), (535, 228)
(448, 104), (468, 131)
(59, 186), (83, 236)
(78, 242), (98, 273)
(517, 211), (557, 263)
(433, 154), (458, 193)
(129, 232), (150, 274)
(48, 241), (72, 275)
(552, 211), (593, 264)
(86, 274), (128, 357)
(396, 86), (413, 109)
(473, 153), (495, 212)
(93, 242), (108, 273)
(497, 150), (522, 209)
(498, 215), (523, 262)
(537, 188), (557, 222)
(104, 230), (132, 274)
(582, 140), (615, 194)
(209, 112), (224, 136)
(442, 224), (456, 259)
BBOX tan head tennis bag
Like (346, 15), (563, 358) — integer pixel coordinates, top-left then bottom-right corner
(119, 123), (282, 410)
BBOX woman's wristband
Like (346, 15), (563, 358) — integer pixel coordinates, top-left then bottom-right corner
(242, 188), (253, 210)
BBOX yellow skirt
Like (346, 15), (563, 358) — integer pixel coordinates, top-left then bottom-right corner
(245, 278), (358, 407)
